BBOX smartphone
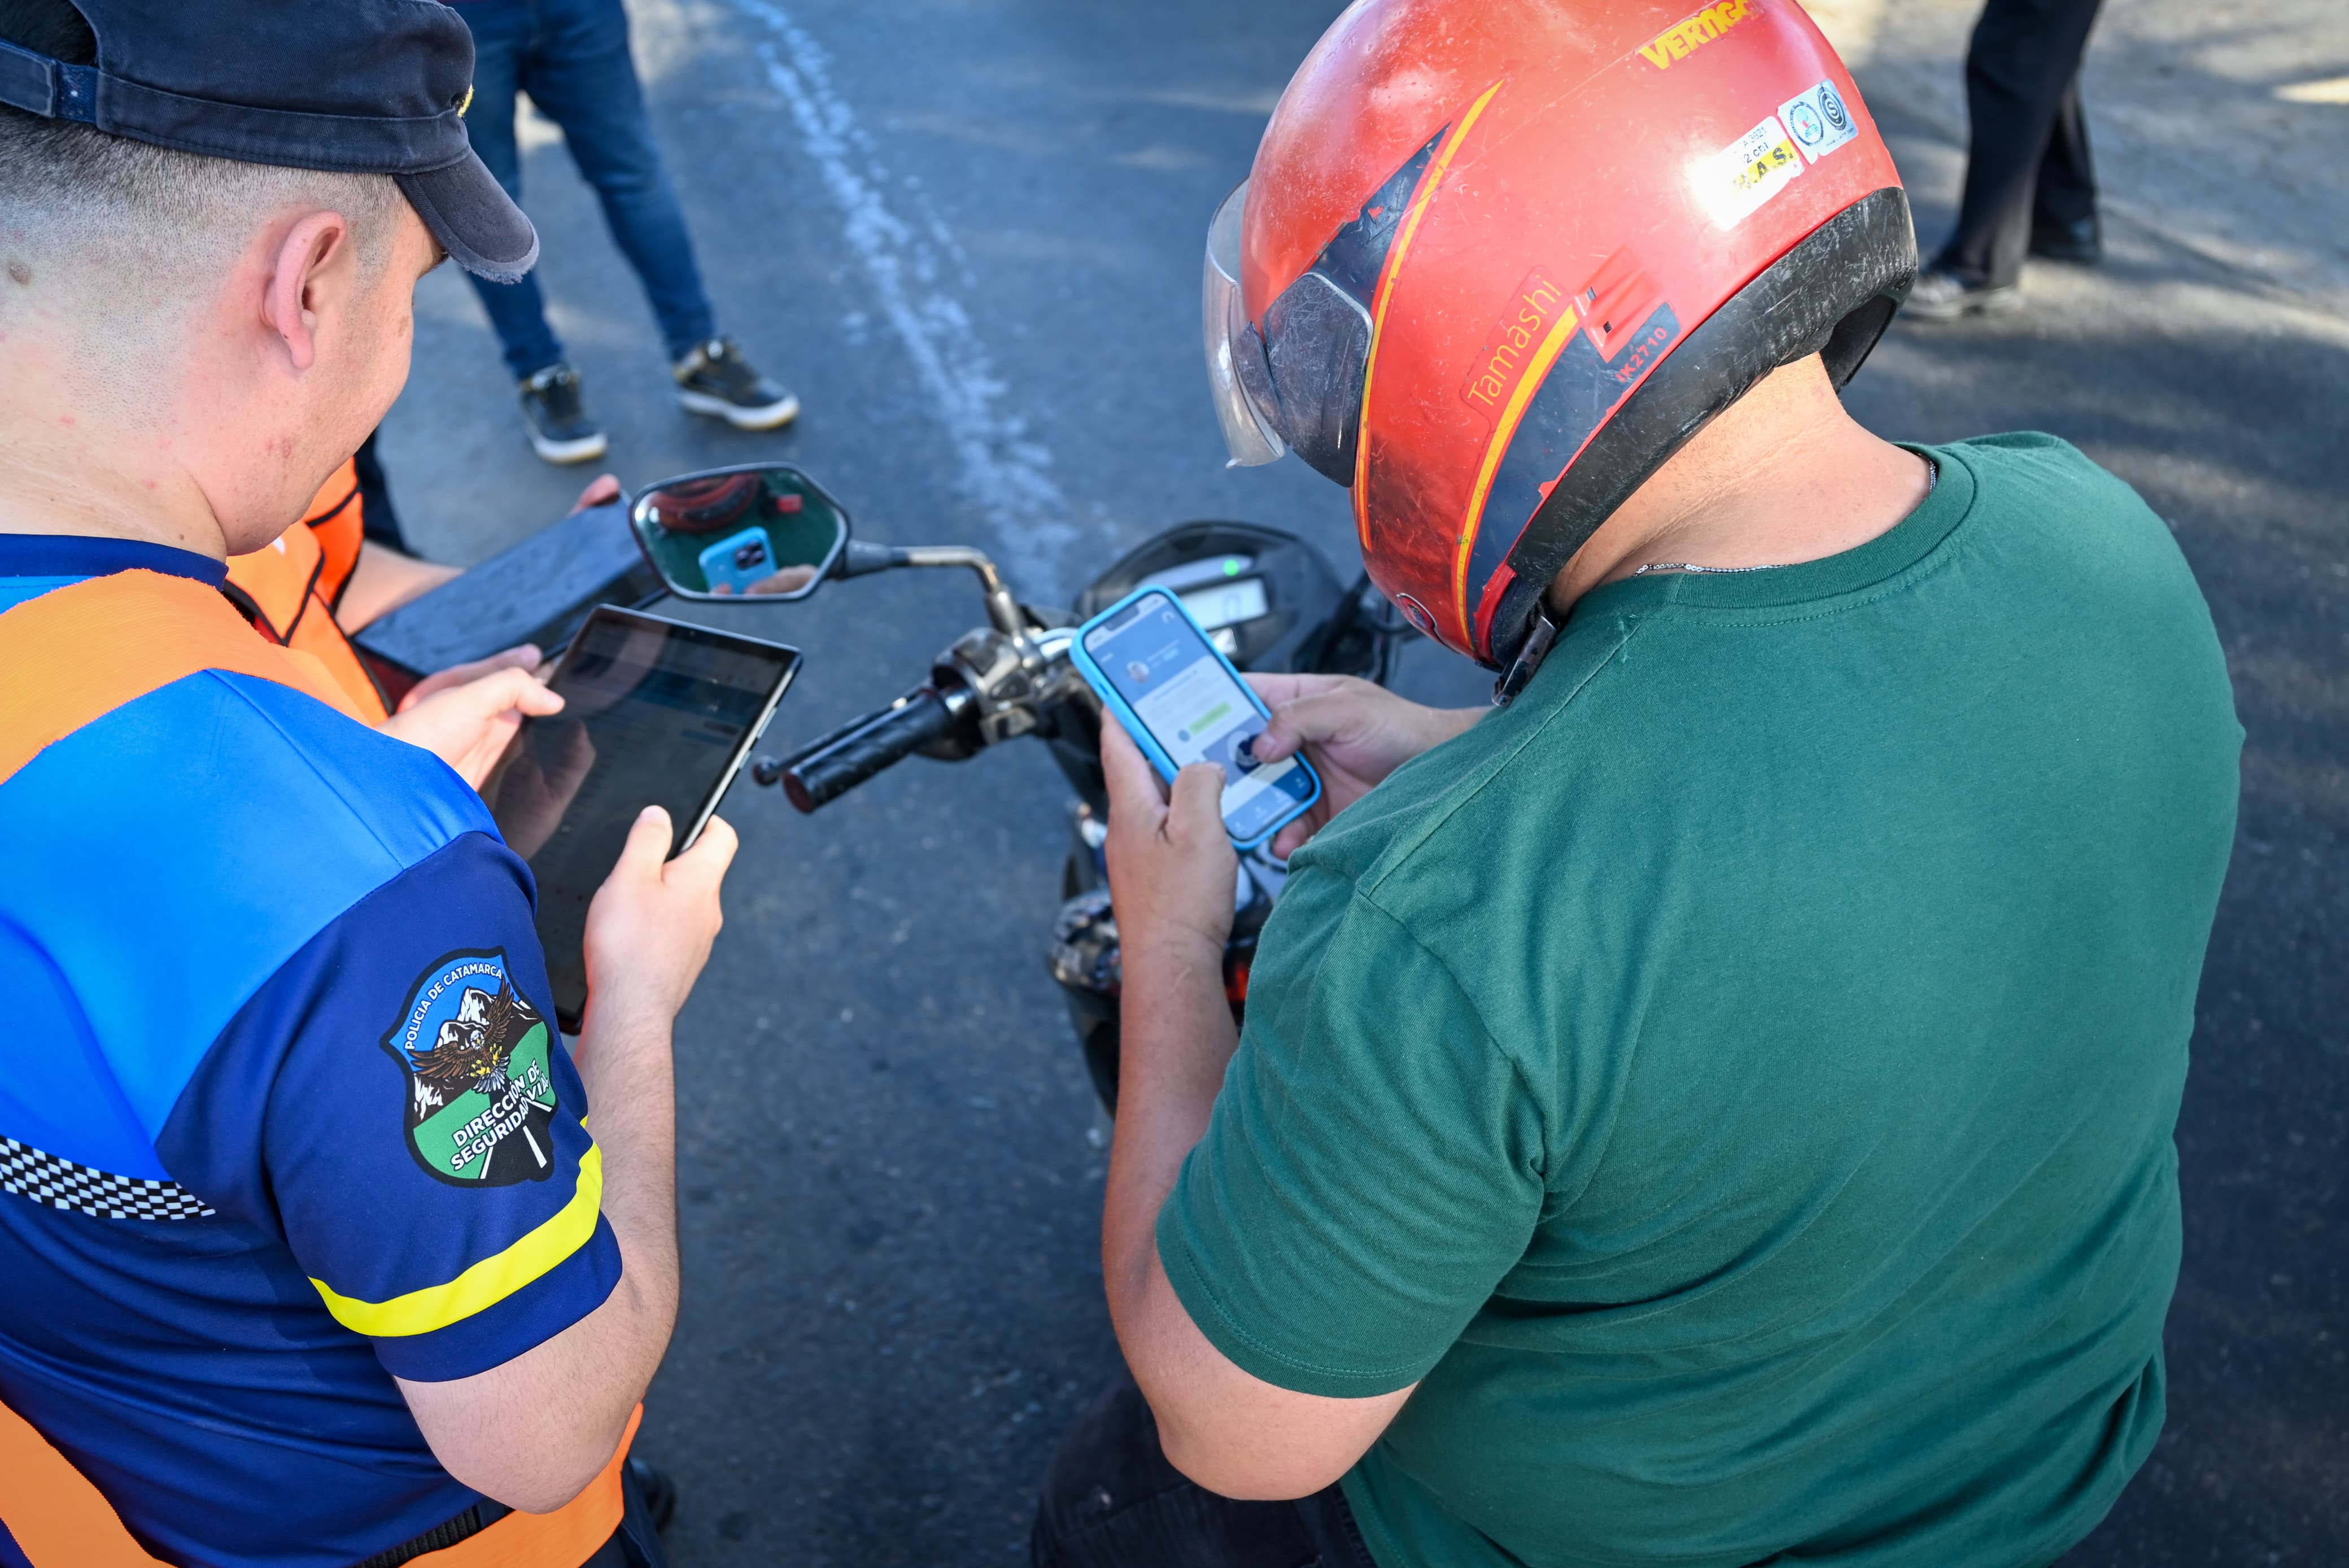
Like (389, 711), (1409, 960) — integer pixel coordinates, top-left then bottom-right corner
(484, 606), (800, 1030)
(696, 526), (779, 595)
(1072, 586), (1321, 850)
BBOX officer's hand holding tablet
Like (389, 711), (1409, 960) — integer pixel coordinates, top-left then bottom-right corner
(483, 606), (800, 1031)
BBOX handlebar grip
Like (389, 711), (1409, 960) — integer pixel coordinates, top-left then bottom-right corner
(781, 687), (958, 813)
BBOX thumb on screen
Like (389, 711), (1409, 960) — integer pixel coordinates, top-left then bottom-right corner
(614, 805), (676, 880)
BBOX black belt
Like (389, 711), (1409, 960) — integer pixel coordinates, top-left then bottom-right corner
(351, 1499), (511, 1568)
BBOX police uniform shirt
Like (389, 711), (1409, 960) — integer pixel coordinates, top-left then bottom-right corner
(0, 536), (623, 1567)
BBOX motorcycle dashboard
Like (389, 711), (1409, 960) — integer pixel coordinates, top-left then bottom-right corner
(1140, 554), (1268, 653)
(1077, 522), (1344, 676)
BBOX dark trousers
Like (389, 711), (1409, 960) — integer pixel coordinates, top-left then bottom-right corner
(1935, 0), (2104, 288)
(361, 1449), (668, 1568)
(1031, 1375), (1379, 1568)
(584, 1456), (671, 1567)
(455, 0), (718, 378)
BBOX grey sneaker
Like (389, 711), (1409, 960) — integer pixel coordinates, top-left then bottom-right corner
(1903, 268), (2023, 321)
(517, 364), (609, 464)
(673, 337), (800, 431)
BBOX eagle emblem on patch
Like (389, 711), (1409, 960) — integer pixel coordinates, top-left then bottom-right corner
(381, 950), (558, 1187)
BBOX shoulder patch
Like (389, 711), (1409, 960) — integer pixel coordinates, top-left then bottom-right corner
(381, 950), (560, 1187)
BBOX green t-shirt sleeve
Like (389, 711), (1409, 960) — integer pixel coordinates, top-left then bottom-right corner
(1156, 875), (1547, 1398)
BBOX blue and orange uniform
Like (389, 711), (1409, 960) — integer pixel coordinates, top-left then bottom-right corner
(0, 536), (635, 1566)
(222, 457), (395, 722)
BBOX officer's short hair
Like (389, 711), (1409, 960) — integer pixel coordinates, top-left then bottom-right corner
(0, 0), (400, 282)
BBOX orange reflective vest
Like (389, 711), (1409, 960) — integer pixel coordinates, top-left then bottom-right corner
(222, 456), (391, 722)
(0, 569), (631, 1566)
(0, 1392), (635, 1567)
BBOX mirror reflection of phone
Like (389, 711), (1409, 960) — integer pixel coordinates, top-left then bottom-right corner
(1073, 587), (1321, 850)
(483, 607), (800, 1030)
(628, 465), (850, 602)
(697, 526), (776, 594)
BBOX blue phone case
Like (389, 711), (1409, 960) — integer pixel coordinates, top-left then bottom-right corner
(697, 526), (778, 595)
(1070, 585), (1322, 852)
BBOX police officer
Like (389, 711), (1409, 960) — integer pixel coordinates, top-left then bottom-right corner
(0, 2), (728, 1563)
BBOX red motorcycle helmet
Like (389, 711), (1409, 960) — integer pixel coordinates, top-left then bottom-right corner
(639, 471), (760, 534)
(1204, 0), (1915, 678)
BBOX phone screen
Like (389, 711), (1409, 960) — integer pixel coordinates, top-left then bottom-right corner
(485, 609), (798, 1029)
(1084, 591), (1316, 844)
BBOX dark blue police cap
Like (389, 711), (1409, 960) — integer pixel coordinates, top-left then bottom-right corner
(0, 0), (537, 282)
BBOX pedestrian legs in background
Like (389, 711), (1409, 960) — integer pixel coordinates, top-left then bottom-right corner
(1907, 0), (2105, 320)
(1028, 1374), (1377, 1568)
(454, 0), (798, 463)
(2025, 75), (2101, 263)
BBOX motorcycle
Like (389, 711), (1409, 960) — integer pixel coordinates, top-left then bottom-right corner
(348, 461), (1413, 1107)
(626, 463), (1416, 1108)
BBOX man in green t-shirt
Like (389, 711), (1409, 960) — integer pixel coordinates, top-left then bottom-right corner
(1030, 5), (2242, 1566)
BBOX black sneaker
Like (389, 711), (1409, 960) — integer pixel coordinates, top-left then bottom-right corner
(1902, 268), (2023, 321)
(517, 364), (609, 465)
(673, 337), (800, 431)
(2029, 213), (2103, 264)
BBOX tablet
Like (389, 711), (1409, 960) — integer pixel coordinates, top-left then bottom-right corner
(483, 606), (801, 1031)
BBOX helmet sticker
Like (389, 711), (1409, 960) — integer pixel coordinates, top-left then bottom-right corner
(1696, 115), (1805, 229)
(1460, 268), (1569, 425)
(1779, 81), (1859, 163)
(1452, 295), (1684, 650)
(1638, 0), (1758, 71)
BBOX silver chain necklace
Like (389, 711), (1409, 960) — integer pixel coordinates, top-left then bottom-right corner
(1632, 560), (1782, 576)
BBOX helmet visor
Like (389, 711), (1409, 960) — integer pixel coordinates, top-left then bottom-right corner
(1203, 181), (1286, 468)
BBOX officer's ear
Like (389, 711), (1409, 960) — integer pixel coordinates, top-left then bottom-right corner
(257, 209), (360, 374)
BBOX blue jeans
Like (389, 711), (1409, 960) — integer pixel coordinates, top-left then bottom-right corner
(456, 0), (718, 378)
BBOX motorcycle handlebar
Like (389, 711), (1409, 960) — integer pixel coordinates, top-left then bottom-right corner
(779, 686), (959, 813)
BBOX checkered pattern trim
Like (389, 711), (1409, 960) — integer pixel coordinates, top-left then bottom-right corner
(1, 1136), (216, 1221)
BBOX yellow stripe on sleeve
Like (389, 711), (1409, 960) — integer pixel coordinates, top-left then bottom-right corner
(309, 1145), (605, 1339)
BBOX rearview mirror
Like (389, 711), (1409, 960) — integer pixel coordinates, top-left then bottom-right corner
(628, 464), (850, 602)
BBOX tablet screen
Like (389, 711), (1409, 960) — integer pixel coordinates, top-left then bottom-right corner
(484, 608), (799, 1030)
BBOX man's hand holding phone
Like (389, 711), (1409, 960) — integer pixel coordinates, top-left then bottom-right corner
(1100, 724), (1238, 979)
(1073, 588), (1322, 850)
(1243, 674), (1486, 858)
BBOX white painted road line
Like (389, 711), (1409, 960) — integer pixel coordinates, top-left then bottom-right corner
(729, 0), (1076, 593)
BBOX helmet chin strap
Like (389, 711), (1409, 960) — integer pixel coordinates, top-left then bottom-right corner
(1490, 602), (1563, 706)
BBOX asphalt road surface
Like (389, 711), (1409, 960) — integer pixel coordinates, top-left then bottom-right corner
(377, 0), (2346, 1561)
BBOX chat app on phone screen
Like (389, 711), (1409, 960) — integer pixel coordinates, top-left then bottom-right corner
(1086, 596), (1315, 842)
